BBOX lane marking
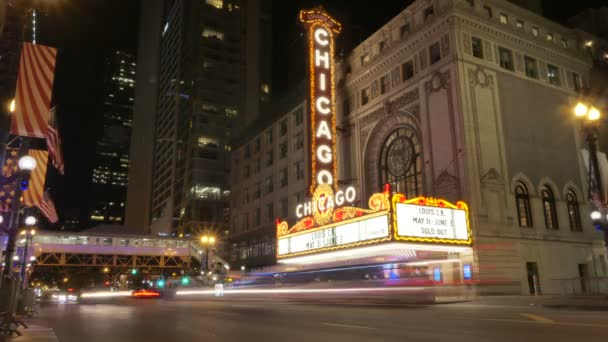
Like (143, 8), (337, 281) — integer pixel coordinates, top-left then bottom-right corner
(207, 310), (241, 316)
(520, 313), (555, 324)
(321, 322), (376, 330)
(467, 317), (608, 329)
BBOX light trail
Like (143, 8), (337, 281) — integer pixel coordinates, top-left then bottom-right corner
(81, 291), (133, 298)
(176, 286), (426, 296)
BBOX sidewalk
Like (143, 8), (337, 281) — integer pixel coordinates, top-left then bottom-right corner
(5, 319), (58, 342)
(471, 295), (608, 311)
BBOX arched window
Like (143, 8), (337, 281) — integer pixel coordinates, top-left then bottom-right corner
(379, 126), (423, 198)
(566, 190), (582, 232)
(541, 186), (558, 230)
(515, 182), (532, 227)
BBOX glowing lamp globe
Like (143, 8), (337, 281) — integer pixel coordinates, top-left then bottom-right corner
(0, 215), (3, 224)
(588, 107), (601, 121)
(590, 210), (602, 221)
(24, 216), (37, 226)
(574, 102), (588, 118)
(18, 156), (36, 171)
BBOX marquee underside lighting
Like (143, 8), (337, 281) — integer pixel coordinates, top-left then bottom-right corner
(277, 242), (472, 265)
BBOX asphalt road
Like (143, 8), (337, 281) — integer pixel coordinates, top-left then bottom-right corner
(36, 297), (608, 342)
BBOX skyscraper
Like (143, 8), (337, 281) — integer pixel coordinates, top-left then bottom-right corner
(89, 50), (136, 226)
(125, 0), (163, 234)
(128, 0), (271, 236)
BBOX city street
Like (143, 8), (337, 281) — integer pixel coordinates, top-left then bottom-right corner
(29, 297), (608, 342)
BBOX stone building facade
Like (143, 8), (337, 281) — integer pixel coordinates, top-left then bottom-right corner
(229, 0), (608, 294)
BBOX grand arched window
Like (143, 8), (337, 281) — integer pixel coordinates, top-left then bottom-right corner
(542, 185), (559, 230)
(515, 182), (533, 227)
(566, 190), (582, 232)
(379, 126), (423, 198)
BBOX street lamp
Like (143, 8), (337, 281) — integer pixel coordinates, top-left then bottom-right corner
(19, 228), (36, 289)
(18, 155), (36, 172)
(200, 235), (216, 272)
(24, 216), (37, 226)
(575, 101), (608, 246)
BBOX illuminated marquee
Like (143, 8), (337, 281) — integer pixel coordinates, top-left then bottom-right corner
(392, 195), (472, 245)
(299, 9), (341, 194)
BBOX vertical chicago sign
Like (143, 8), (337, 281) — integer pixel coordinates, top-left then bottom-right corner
(300, 9), (341, 194)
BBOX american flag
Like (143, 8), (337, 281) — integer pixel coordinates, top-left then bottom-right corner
(45, 106), (64, 174)
(11, 42), (57, 138)
(38, 190), (58, 223)
(0, 148), (20, 212)
(22, 149), (48, 207)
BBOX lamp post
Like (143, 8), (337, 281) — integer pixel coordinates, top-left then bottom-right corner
(19, 220), (36, 290)
(1, 155), (36, 281)
(200, 235), (216, 272)
(574, 101), (608, 245)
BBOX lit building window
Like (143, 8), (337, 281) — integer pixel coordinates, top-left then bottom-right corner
(498, 47), (514, 71)
(547, 64), (561, 86)
(516, 19), (524, 29)
(198, 136), (219, 148)
(225, 107), (238, 118)
(566, 190), (581, 232)
(515, 182), (532, 228)
(541, 186), (558, 230)
(202, 28), (224, 40)
(190, 185), (222, 200)
(261, 83), (270, 94)
(531, 27), (539, 37)
(524, 56), (538, 79)
(499, 13), (508, 24)
(206, 0), (223, 9)
(561, 39), (568, 48)
(360, 54), (370, 66)
(546, 33), (553, 41)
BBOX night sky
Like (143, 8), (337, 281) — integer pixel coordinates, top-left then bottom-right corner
(39, 0), (605, 229)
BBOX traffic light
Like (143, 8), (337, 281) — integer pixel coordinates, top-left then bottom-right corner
(131, 268), (138, 275)
(181, 276), (190, 285)
(20, 179), (29, 191)
(157, 279), (165, 288)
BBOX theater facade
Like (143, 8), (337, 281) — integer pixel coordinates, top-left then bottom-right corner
(230, 0), (607, 295)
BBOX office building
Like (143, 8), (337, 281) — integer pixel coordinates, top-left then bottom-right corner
(89, 50), (136, 226)
(144, 0), (271, 237)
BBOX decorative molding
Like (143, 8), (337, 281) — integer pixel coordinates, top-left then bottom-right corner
(481, 168), (505, 192)
(434, 170), (460, 203)
(425, 71), (450, 94)
(468, 66), (493, 89)
(391, 67), (401, 87)
(359, 88), (420, 128)
(454, 15), (589, 70)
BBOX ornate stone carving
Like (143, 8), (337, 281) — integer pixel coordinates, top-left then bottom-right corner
(359, 88), (420, 127)
(418, 48), (428, 70)
(371, 80), (380, 98)
(425, 71), (449, 94)
(462, 32), (472, 55)
(482, 40), (493, 63)
(440, 34), (450, 56)
(514, 52), (524, 73)
(469, 66), (493, 89)
(434, 170), (460, 203)
(481, 168), (505, 191)
(391, 67), (401, 87)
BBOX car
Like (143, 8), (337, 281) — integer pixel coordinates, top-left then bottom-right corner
(131, 288), (161, 299)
